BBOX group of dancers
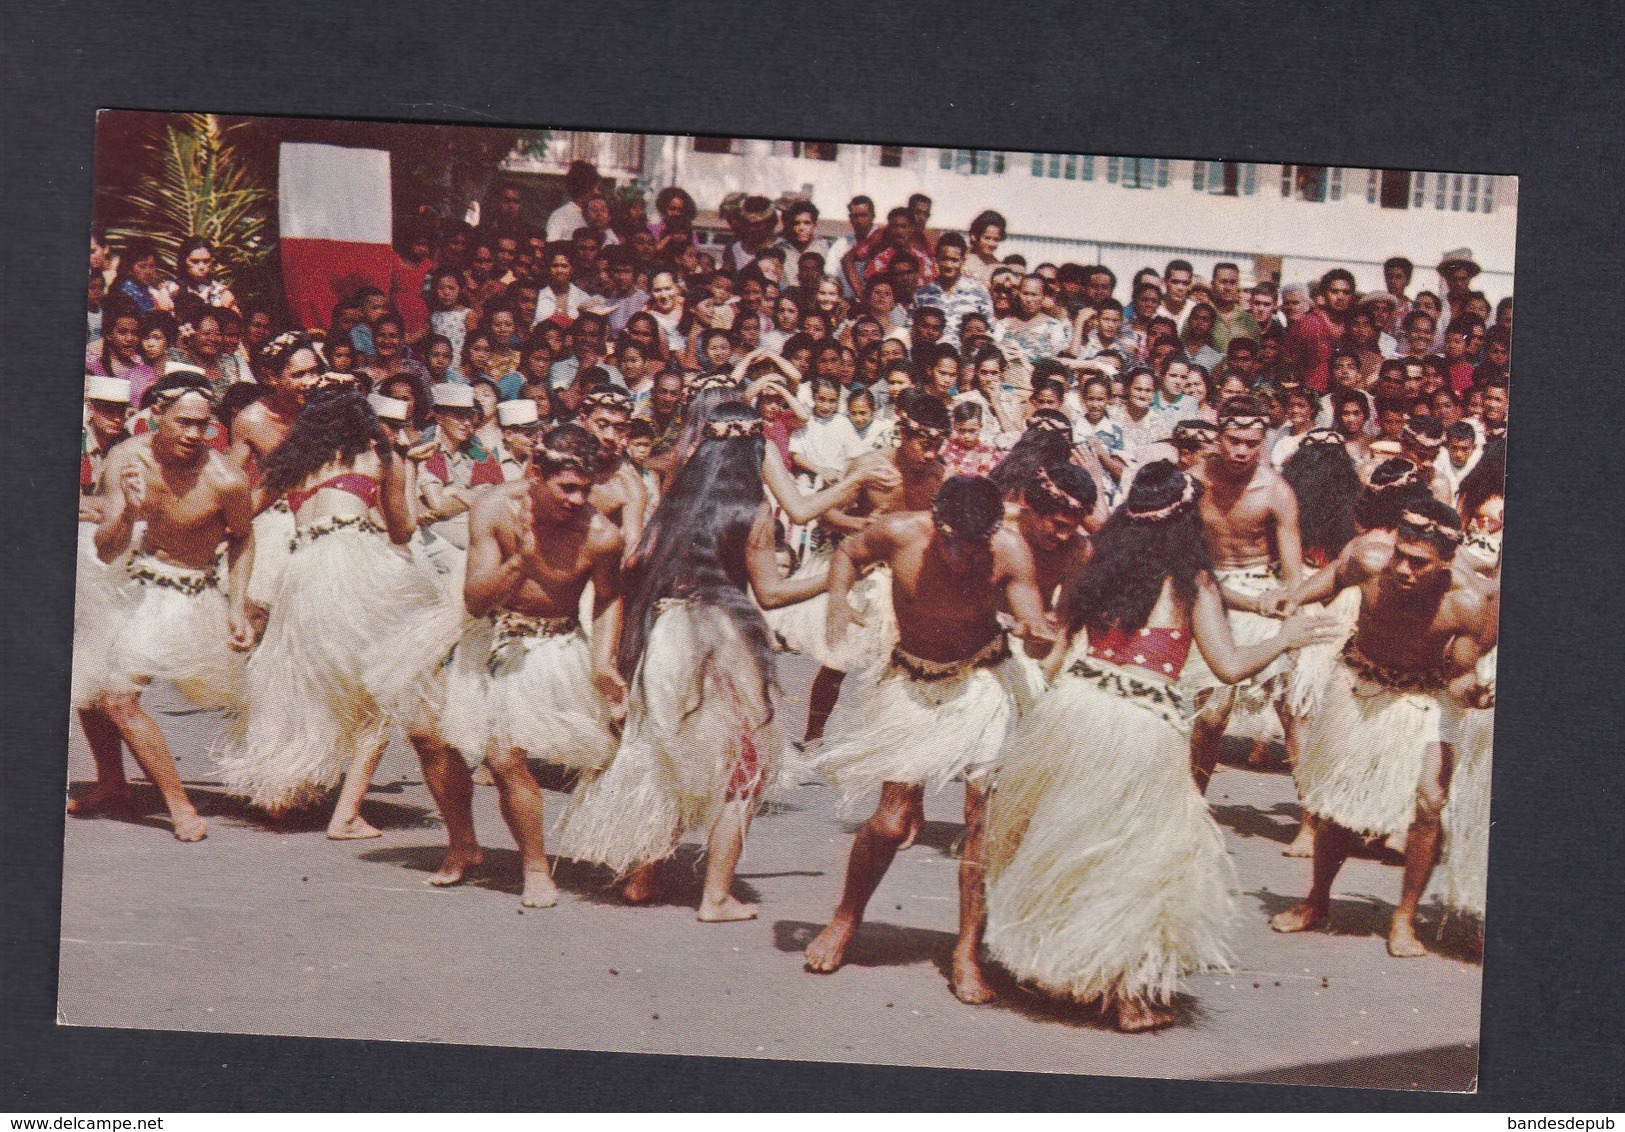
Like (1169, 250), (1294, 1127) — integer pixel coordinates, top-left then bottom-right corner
(69, 330), (1501, 1033)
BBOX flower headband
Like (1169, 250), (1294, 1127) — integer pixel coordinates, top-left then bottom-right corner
(1402, 418), (1445, 449)
(1398, 509), (1464, 545)
(897, 413), (949, 443)
(580, 389), (633, 415)
(1027, 411), (1072, 435)
(1172, 421), (1219, 447)
(1365, 459), (1430, 495)
(1299, 427), (1346, 449)
(705, 417), (764, 440)
(691, 373), (743, 393)
(1124, 472), (1200, 523)
(1029, 465), (1093, 521)
(1219, 413), (1271, 433)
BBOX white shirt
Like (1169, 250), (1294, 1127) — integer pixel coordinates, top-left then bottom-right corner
(789, 413), (864, 477)
(545, 200), (585, 241)
(533, 284), (593, 327)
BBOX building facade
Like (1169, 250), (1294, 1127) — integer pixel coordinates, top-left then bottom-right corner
(504, 132), (1517, 303)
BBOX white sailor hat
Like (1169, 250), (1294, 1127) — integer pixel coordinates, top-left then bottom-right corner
(165, 362), (209, 380)
(368, 393), (410, 423)
(85, 374), (132, 404)
(431, 382), (477, 410)
(497, 399), (540, 427)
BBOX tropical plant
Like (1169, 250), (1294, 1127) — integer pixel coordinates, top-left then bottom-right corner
(105, 113), (275, 287)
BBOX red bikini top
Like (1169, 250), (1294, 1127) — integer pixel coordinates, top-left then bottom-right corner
(1087, 624), (1193, 679)
(288, 472), (379, 514)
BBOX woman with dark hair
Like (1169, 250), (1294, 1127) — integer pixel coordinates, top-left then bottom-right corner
(111, 238), (168, 315)
(559, 399), (832, 920)
(218, 386), (437, 839)
(161, 236), (237, 313)
(1281, 430), (1361, 569)
(988, 409), (1076, 501)
(137, 310), (179, 376)
(650, 186), (697, 262)
(87, 296), (161, 407)
(964, 209), (1007, 284)
(985, 461), (1334, 1032)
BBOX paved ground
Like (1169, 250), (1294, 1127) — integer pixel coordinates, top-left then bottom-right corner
(57, 656), (1482, 1091)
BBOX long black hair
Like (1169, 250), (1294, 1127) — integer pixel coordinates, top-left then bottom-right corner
(259, 387), (385, 500)
(1456, 443), (1506, 524)
(617, 399), (779, 724)
(1063, 461), (1211, 637)
(1282, 438), (1361, 562)
(988, 408), (1074, 499)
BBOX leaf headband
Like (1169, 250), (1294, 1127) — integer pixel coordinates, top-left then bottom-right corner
(1299, 427), (1346, 449)
(705, 417), (764, 440)
(1398, 509), (1464, 546)
(580, 389), (633, 415)
(1402, 418), (1445, 449)
(1029, 465), (1093, 521)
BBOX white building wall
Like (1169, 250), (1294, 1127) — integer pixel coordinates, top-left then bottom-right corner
(636, 137), (1517, 304)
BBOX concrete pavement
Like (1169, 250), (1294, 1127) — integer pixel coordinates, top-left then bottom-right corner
(57, 657), (1482, 1090)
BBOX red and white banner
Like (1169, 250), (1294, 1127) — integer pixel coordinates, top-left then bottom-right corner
(278, 142), (394, 334)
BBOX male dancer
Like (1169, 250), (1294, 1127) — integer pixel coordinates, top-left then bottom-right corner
(1271, 498), (1496, 957)
(578, 387), (648, 556)
(806, 475), (1055, 1003)
(1187, 395), (1304, 791)
(410, 424), (626, 907)
(801, 393), (951, 744)
(1007, 460), (1096, 649)
(76, 379), (256, 840)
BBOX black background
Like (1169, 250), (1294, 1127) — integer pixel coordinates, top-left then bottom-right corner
(4, 0), (1621, 1112)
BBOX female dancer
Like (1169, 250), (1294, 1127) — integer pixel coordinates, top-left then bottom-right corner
(559, 399), (834, 920)
(217, 384), (439, 838)
(983, 461), (1334, 1031)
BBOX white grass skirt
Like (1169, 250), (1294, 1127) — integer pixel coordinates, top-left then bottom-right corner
(558, 600), (782, 875)
(244, 502), (295, 609)
(71, 522), (130, 710)
(101, 555), (246, 712)
(1434, 649), (1496, 920)
(986, 655), (1236, 1006)
(1180, 565), (1291, 714)
(1285, 585), (1363, 719)
(813, 635), (1039, 803)
(763, 555), (897, 673)
(1294, 648), (1436, 838)
(216, 521), (439, 812)
(480, 612), (616, 772)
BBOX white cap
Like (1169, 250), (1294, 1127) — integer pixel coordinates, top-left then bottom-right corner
(85, 374), (132, 404)
(497, 399), (540, 427)
(431, 382), (476, 410)
(165, 362), (208, 380)
(368, 393), (410, 423)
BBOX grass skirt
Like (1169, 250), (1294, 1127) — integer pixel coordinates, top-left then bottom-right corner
(71, 522), (129, 710)
(1434, 649), (1496, 920)
(557, 600), (782, 875)
(101, 554), (246, 712)
(763, 555), (897, 673)
(813, 635), (1039, 802)
(1284, 585), (1363, 719)
(477, 612), (616, 772)
(244, 501), (295, 609)
(986, 654), (1236, 1006)
(1181, 565), (1291, 714)
(1294, 647), (1437, 837)
(216, 521), (439, 812)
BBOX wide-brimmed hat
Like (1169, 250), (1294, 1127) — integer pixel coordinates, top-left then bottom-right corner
(368, 393), (410, 422)
(1437, 248), (1482, 278)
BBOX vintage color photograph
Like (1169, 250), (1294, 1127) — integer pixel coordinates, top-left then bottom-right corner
(65, 111), (1510, 1089)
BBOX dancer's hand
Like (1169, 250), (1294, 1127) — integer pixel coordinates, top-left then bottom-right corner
(1261, 590), (1299, 618)
(227, 606), (256, 652)
(826, 597), (864, 651)
(79, 498), (104, 524)
(1277, 610), (1340, 650)
(850, 451), (900, 492)
(593, 666), (628, 723)
(404, 439), (439, 463)
(118, 463), (147, 512)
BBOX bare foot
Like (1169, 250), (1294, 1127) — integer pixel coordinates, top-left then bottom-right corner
(950, 950), (997, 1005)
(427, 848), (484, 887)
(1245, 741), (1271, 768)
(171, 811), (208, 842)
(697, 895), (758, 922)
(521, 870), (560, 908)
(326, 816), (382, 840)
(1270, 902), (1328, 934)
(1115, 996), (1175, 1033)
(1283, 824), (1316, 857)
(67, 782), (134, 817)
(471, 763), (494, 786)
(1387, 916), (1428, 958)
(622, 863), (659, 905)
(804, 919), (857, 973)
